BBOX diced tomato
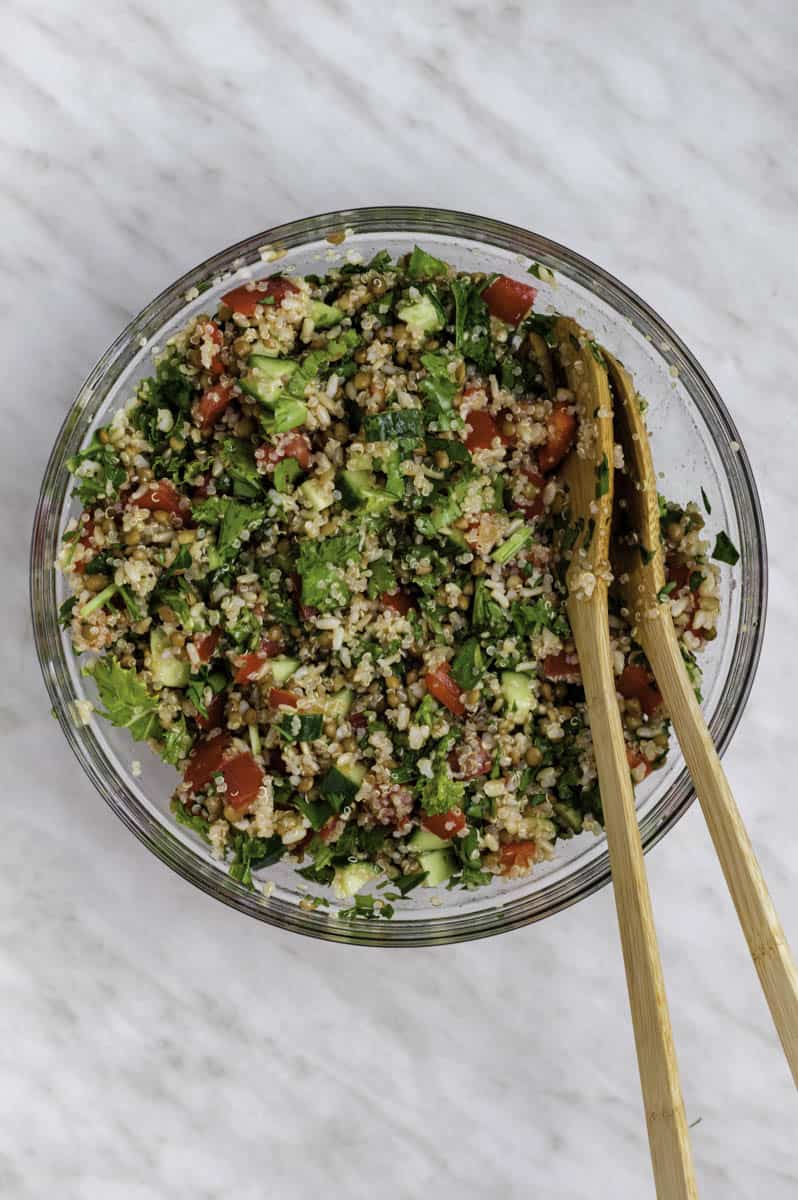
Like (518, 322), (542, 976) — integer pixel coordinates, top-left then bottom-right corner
(464, 410), (509, 452)
(538, 404), (577, 473)
(195, 691), (224, 732)
(448, 744), (492, 780)
(132, 479), (185, 516)
(200, 321), (225, 376)
(221, 753), (264, 811)
(517, 465), (546, 519)
(221, 277), (299, 319)
(268, 688), (298, 708)
(349, 712), (367, 731)
(196, 384), (235, 431)
(424, 663), (465, 718)
(626, 745), (652, 779)
(482, 275), (538, 326)
(234, 640), (282, 684)
(381, 590), (413, 616)
(184, 732), (230, 792)
(499, 840), (538, 871)
(256, 433), (312, 472)
(195, 629), (220, 664)
(422, 808), (466, 840)
(543, 651), (581, 684)
(617, 664), (663, 719)
(667, 561), (692, 592)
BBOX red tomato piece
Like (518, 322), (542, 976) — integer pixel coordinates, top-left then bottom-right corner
(464, 410), (508, 452)
(448, 743), (492, 780)
(424, 663), (465, 718)
(349, 712), (367, 731)
(221, 277), (299, 318)
(195, 629), (220, 664)
(543, 651), (581, 684)
(482, 275), (538, 325)
(538, 404), (577, 473)
(221, 753), (264, 811)
(195, 691), (224, 732)
(626, 745), (652, 779)
(499, 840), (538, 871)
(234, 640), (282, 684)
(196, 384), (234, 431)
(256, 433), (312, 472)
(268, 688), (298, 709)
(381, 590), (413, 616)
(132, 479), (185, 516)
(184, 732), (230, 792)
(422, 809), (466, 840)
(616, 664), (663, 719)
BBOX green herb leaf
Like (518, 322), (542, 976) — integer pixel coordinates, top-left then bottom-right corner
(220, 438), (263, 500)
(450, 638), (485, 690)
(407, 245), (449, 279)
(700, 487), (711, 515)
(418, 352), (463, 431)
(451, 277), (495, 373)
(420, 766), (465, 816)
(86, 657), (162, 742)
(67, 431), (127, 507)
(273, 456), (302, 493)
(712, 530), (739, 566)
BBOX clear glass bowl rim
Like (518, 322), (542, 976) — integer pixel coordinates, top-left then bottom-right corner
(30, 205), (767, 947)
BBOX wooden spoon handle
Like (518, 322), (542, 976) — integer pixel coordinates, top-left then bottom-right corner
(641, 612), (798, 1087)
(571, 601), (698, 1199)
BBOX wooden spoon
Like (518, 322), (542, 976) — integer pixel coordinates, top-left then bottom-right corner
(606, 348), (798, 1087)
(554, 318), (698, 1199)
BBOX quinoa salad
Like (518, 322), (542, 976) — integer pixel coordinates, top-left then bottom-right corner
(58, 245), (739, 918)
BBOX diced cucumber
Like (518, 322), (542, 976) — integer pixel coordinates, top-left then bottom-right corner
(320, 758), (365, 800)
(333, 861), (380, 899)
(338, 469), (373, 508)
(338, 469), (395, 513)
(325, 688), (353, 720)
(408, 827), (451, 851)
(240, 356), (297, 405)
(552, 801), (583, 835)
(396, 293), (445, 334)
(279, 712), (323, 742)
(309, 299), (343, 329)
(297, 477), (333, 511)
(492, 525), (534, 565)
(150, 628), (190, 688)
(270, 656), (299, 685)
(418, 849), (456, 886)
(501, 671), (535, 721)
(260, 397), (308, 434)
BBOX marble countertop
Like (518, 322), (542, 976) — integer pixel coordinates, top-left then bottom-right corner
(4, 1), (797, 1196)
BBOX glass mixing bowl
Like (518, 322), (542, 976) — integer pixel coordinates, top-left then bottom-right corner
(30, 207), (767, 946)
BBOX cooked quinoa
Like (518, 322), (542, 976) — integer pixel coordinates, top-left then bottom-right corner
(58, 245), (738, 914)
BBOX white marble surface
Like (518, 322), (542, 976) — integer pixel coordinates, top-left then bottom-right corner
(4, 1), (797, 1195)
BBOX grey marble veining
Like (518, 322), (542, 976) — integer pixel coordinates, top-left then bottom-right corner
(3, 1), (797, 1196)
